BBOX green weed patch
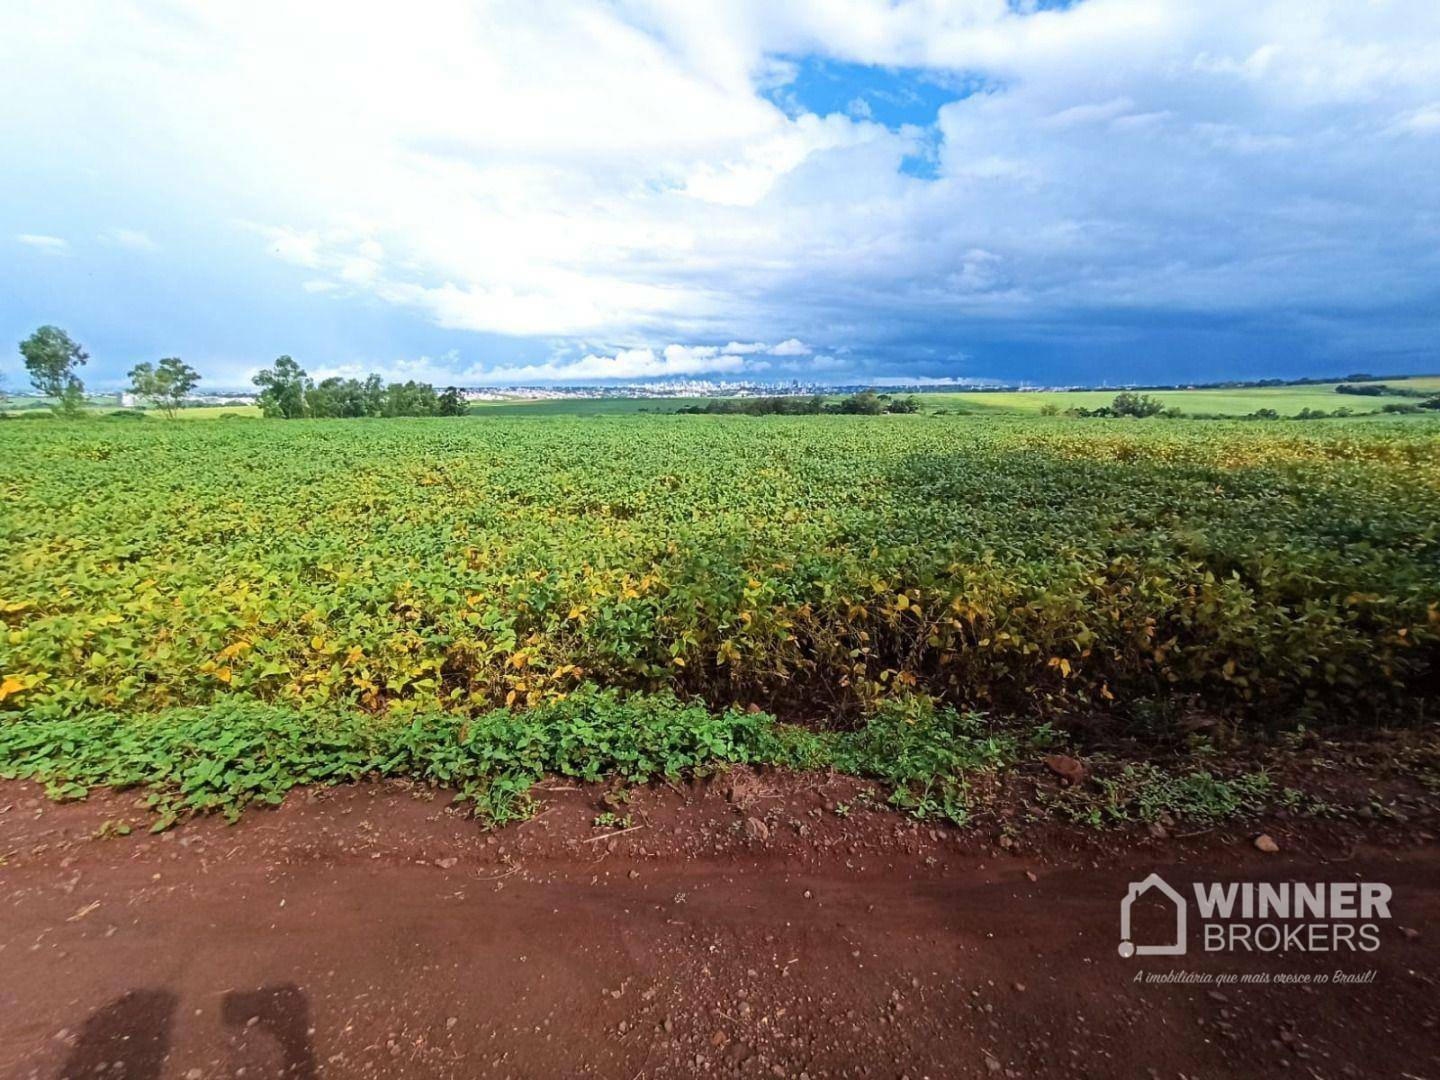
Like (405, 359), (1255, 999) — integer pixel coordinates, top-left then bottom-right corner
(0, 689), (1026, 828)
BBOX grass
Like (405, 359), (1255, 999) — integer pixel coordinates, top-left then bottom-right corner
(0, 687), (1029, 828)
(0, 685), (1337, 833)
(1042, 762), (1284, 828)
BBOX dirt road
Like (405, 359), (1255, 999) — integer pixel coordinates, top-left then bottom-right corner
(1, 776), (1436, 1079)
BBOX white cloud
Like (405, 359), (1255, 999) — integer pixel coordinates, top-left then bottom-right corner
(768, 338), (811, 356)
(309, 341), (770, 384)
(16, 233), (68, 254)
(2, 1), (1438, 380)
(101, 227), (158, 252)
(1390, 103), (1440, 135)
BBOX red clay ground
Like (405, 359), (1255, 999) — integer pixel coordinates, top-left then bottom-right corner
(1, 772), (1437, 1079)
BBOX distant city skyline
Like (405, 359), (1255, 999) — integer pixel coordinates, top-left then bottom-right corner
(4, 2), (1439, 391)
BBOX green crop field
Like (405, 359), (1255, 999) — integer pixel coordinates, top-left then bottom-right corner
(2, 412), (1438, 822)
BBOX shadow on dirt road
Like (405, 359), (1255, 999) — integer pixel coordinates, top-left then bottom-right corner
(2, 779), (1436, 1079)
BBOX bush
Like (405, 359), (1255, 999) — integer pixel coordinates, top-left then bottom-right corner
(1111, 392), (1167, 418)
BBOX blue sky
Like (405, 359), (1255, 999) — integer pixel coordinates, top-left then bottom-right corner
(3, 1), (1439, 390)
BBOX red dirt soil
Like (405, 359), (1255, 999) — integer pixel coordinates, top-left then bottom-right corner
(1, 773), (1436, 1079)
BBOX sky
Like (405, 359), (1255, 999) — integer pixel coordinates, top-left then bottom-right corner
(2, 1), (1438, 390)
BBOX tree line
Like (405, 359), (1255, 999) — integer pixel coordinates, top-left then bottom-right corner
(8, 326), (467, 420)
(677, 390), (921, 415)
(252, 356), (466, 418)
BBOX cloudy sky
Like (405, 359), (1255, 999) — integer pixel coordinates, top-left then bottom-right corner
(2, 1), (1438, 389)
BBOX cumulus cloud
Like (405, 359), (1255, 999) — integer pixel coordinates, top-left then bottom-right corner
(307, 340), (784, 384)
(3, 1), (1438, 382)
(768, 338), (812, 356)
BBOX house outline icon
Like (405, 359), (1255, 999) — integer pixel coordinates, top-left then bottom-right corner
(1118, 872), (1187, 957)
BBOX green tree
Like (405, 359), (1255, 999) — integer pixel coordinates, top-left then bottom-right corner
(127, 357), (200, 418)
(362, 374), (387, 417)
(1110, 392), (1165, 418)
(836, 389), (884, 415)
(19, 325), (88, 416)
(383, 380), (439, 417)
(308, 376), (372, 418)
(252, 355), (311, 418)
(437, 386), (467, 416)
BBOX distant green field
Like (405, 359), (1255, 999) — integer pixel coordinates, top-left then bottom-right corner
(3, 377), (1434, 421)
(1393, 375), (1440, 392)
(1, 401), (260, 420)
(162, 405), (262, 420)
(469, 397), (709, 416)
(471, 377), (1439, 418)
(918, 381), (1435, 417)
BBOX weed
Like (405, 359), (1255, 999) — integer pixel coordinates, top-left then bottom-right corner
(1046, 762), (1275, 827)
(0, 688), (1020, 828)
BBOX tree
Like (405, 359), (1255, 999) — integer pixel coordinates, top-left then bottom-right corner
(252, 355), (311, 418)
(362, 374), (387, 417)
(1110, 392), (1165, 418)
(382, 380), (438, 417)
(127, 357), (200, 418)
(308, 376), (371, 418)
(835, 389), (884, 415)
(885, 395), (921, 414)
(437, 386), (467, 416)
(20, 325), (88, 416)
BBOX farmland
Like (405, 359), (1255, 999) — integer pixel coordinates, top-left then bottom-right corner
(3, 408), (1440, 1077)
(470, 375), (1440, 418)
(4, 412), (1437, 739)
